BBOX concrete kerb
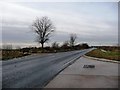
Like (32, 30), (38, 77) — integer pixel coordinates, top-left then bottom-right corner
(44, 49), (94, 88)
(84, 55), (120, 64)
(43, 55), (83, 88)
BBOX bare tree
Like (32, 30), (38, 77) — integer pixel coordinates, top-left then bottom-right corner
(69, 33), (77, 47)
(32, 16), (55, 51)
(52, 42), (59, 49)
(61, 41), (69, 50)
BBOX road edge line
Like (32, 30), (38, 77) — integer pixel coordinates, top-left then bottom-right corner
(43, 55), (82, 88)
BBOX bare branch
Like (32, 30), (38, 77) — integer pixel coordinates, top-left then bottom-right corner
(69, 33), (77, 47)
(32, 16), (55, 50)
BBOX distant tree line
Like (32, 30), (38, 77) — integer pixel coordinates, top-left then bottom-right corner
(19, 43), (89, 53)
(2, 16), (89, 60)
(93, 46), (119, 51)
(30, 16), (90, 53)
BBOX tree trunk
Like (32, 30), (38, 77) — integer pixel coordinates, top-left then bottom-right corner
(41, 43), (44, 52)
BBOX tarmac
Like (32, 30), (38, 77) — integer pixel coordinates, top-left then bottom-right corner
(45, 56), (119, 88)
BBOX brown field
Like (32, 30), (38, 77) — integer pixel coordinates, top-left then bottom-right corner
(2, 50), (30, 60)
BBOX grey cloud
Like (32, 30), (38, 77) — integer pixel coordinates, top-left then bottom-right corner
(1, 2), (118, 46)
(2, 26), (35, 43)
(2, 25), (118, 46)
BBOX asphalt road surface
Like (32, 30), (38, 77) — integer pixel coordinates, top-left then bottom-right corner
(2, 49), (93, 88)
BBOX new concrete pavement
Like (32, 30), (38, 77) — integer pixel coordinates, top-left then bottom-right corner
(2, 49), (92, 88)
(45, 56), (119, 88)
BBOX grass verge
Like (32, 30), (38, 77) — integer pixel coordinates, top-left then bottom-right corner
(2, 50), (31, 60)
(86, 49), (120, 61)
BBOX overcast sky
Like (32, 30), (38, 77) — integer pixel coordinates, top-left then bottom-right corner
(1, 1), (118, 47)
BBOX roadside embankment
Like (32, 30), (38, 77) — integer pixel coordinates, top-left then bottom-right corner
(85, 49), (119, 61)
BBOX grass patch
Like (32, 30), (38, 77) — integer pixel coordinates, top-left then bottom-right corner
(86, 49), (120, 61)
(2, 50), (31, 60)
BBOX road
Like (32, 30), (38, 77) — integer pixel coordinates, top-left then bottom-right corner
(2, 49), (92, 88)
(45, 56), (118, 88)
